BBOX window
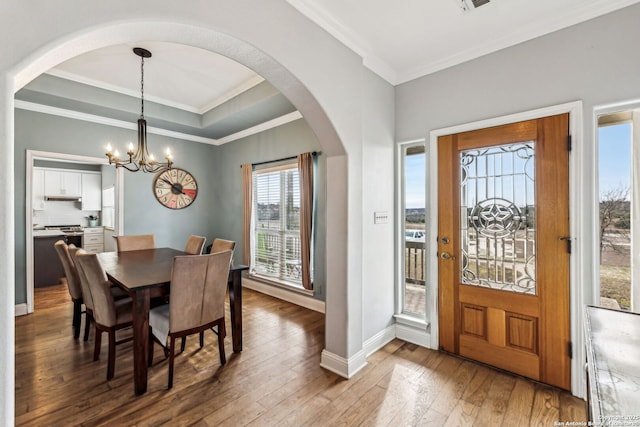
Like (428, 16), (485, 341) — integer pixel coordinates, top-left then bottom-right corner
(399, 142), (427, 318)
(251, 163), (304, 286)
(598, 115), (633, 311)
(102, 186), (115, 229)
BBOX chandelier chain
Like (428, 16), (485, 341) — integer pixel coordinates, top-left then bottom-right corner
(140, 56), (145, 119)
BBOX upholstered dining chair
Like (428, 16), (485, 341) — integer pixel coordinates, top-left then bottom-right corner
(75, 250), (133, 380)
(186, 238), (236, 351)
(68, 246), (95, 342)
(148, 250), (233, 389)
(210, 238), (236, 254)
(116, 234), (156, 252)
(53, 240), (85, 339)
(70, 248), (130, 342)
(184, 235), (206, 255)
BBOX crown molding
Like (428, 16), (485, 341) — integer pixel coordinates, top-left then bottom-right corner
(197, 75), (265, 114)
(398, 0), (640, 83)
(15, 99), (302, 146)
(15, 99), (219, 144)
(45, 69), (265, 115)
(216, 111), (303, 145)
(289, 0), (640, 86)
(286, 0), (399, 84)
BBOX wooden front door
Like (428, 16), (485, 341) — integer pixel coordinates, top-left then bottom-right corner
(438, 114), (571, 390)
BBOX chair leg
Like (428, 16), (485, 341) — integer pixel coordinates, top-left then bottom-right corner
(200, 331), (204, 348)
(72, 300), (81, 339)
(218, 320), (226, 365)
(93, 328), (102, 361)
(83, 312), (92, 342)
(168, 337), (175, 389)
(107, 329), (116, 380)
(180, 336), (186, 353)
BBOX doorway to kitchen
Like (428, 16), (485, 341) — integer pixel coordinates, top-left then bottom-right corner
(24, 150), (124, 314)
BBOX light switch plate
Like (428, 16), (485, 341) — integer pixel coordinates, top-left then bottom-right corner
(374, 211), (389, 224)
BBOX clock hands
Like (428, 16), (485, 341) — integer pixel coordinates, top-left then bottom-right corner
(160, 177), (188, 196)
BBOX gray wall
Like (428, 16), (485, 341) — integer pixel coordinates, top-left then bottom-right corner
(395, 3), (640, 336)
(396, 4), (640, 141)
(15, 110), (325, 304)
(210, 118), (326, 301)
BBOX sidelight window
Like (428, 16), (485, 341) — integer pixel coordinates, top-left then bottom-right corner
(398, 142), (427, 318)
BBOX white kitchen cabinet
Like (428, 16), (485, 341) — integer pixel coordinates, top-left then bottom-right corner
(44, 170), (82, 198)
(81, 173), (102, 211)
(83, 227), (104, 253)
(32, 168), (46, 210)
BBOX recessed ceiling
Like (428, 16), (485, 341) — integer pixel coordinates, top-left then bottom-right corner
(48, 42), (264, 114)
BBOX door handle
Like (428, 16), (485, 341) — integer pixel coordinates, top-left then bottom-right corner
(440, 252), (456, 260)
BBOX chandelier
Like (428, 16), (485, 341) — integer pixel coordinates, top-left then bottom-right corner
(105, 47), (173, 173)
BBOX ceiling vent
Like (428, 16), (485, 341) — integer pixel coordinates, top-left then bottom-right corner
(454, 0), (490, 13)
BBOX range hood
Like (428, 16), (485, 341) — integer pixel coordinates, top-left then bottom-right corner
(45, 196), (82, 202)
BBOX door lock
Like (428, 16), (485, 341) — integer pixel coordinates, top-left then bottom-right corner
(440, 252), (455, 260)
(441, 237), (450, 244)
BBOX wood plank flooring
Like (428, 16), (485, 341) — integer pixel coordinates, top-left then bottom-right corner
(15, 284), (586, 426)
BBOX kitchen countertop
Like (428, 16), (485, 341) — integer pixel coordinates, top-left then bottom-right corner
(33, 230), (66, 238)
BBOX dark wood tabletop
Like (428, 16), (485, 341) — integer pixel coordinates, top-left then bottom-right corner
(98, 247), (184, 290)
(97, 248), (248, 395)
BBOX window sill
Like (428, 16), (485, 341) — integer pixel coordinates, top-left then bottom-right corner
(243, 275), (324, 313)
(394, 313), (429, 330)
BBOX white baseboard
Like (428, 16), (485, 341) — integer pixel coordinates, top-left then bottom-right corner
(363, 325), (396, 357)
(320, 348), (367, 379)
(396, 323), (431, 347)
(15, 304), (28, 317)
(242, 277), (325, 313)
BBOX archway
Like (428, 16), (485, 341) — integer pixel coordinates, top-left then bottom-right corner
(2, 19), (353, 419)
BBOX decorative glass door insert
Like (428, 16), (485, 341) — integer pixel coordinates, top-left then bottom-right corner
(460, 142), (536, 295)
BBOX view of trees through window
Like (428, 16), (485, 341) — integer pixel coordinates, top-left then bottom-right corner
(599, 122), (632, 310)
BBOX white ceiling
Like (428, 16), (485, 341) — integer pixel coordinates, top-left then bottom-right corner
(49, 42), (264, 115)
(288, 0), (640, 84)
(36, 0), (640, 134)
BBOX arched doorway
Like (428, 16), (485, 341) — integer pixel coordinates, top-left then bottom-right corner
(3, 18), (356, 419)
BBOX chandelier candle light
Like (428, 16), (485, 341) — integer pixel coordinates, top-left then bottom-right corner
(105, 47), (174, 173)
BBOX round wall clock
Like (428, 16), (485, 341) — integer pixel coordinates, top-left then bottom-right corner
(153, 167), (198, 209)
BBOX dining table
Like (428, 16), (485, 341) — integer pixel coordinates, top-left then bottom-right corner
(97, 247), (249, 395)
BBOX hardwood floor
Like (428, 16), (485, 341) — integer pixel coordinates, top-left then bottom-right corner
(15, 284), (586, 426)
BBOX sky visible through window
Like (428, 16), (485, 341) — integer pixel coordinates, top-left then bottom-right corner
(599, 123), (631, 198)
(405, 152), (426, 209)
(404, 124), (632, 212)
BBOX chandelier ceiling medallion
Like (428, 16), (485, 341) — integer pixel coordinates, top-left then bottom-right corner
(105, 47), (174, 173)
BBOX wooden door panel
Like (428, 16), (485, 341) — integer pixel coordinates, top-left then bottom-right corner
(438, 114), (571, 390)
(460, 335), (540, 380)
(461, 304), (486, 338)
(506, 313), (538, 353)
(456, 120), (538, 150)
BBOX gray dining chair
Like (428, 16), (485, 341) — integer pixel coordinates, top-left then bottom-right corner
(116, 234), (156, 252)
(70, 247), (130, 342)
(184, 235), (206, 255)
(148, 250), (233, 389)
(186, 238), (236, 351)
(53, 240), (85, 339)
(210, 238), (236, 254)
(75, 250), (133, 380)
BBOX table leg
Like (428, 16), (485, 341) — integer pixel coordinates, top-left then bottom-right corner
(132, 288), (150, 395)
(228, 270), (243, 353)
